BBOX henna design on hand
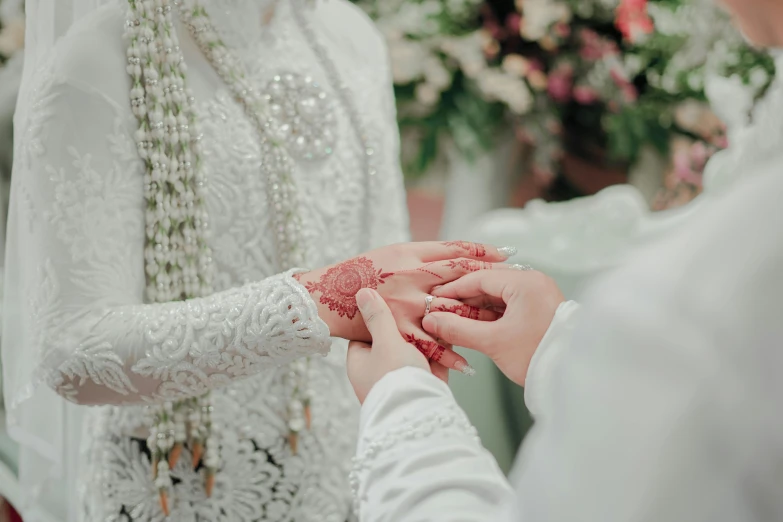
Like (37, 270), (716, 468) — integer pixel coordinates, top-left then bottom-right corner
(403, 333), (445, 362)
(411, 262), (444, 279)
(433, 303), (481, 320)
(446, 259), (493, 272)
(304, 257), (394, 319)
(445, 241), (486, 258)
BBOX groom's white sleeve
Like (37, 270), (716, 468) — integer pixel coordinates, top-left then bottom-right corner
(351, 301), (579, 521)
(353, 270), (761, 521)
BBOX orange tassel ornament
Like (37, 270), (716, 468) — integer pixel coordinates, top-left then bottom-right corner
(168, 443), (182, 469)
(159, 489), (170, 517)
(191, 441), (204, 468)
(205, 470), (216, 498)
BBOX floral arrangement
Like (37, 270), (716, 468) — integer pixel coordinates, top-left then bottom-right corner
(355, 0), (775, 200)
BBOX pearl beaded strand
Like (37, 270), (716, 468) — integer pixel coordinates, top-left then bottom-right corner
(125, 0), (218, 514)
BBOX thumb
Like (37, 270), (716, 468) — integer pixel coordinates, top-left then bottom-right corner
(422, 312), (493, 353)
(356, 288), (399, 344)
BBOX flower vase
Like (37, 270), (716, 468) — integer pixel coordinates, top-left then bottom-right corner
(438, 135), (517, 241)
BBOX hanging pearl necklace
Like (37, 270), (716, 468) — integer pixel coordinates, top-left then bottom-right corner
(126, 0), (376, 514)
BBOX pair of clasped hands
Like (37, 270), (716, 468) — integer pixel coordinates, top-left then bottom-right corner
(293, 241), (564, 401)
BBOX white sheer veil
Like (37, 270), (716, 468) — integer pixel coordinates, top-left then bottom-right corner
(3, 1), (119, 520)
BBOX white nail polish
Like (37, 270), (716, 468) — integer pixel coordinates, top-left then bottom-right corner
(497, 246), (518, 258)
(510, 263), (533, 271)
(455, 361), (477, 377)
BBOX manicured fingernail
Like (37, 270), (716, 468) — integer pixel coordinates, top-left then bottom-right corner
(454, 361), (477, 377)
(355, 288), (375, 310)
(497, 246), (518, 259)
(510, 263), (533, 271)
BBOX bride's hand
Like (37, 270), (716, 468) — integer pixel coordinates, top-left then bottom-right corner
(346, 288), (444, 404)
(295, 241), (516, 373)
(422, 269), (564, 386)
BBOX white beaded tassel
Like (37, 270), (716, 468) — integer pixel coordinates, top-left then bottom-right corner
(125, 0), (217, 514)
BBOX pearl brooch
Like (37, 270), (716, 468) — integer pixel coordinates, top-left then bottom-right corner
(265, 72), (337, 160)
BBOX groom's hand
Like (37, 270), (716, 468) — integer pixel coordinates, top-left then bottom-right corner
(422, 270), (564, 387)
(346, 289), (450, 404)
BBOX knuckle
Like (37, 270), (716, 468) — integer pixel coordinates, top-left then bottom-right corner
(438, 317), (455, 342)
(362, 308), (382, 325)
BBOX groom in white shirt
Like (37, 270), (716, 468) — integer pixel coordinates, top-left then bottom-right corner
(344, 1), (783, 520)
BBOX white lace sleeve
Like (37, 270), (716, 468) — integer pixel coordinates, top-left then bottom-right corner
(351, 367), (514, 521)
(11, 74), (331, 406)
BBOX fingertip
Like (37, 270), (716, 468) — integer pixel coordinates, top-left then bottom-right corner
(422, 313), (437, 332)
(355, 287), (377, 308)
(496, 246), (518, 259)
(431, 283), (453, 298)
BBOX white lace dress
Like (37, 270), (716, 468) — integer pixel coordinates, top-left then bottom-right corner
(3, 1), (408, 520)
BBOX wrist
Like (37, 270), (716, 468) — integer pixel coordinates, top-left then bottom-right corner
(292, 268), (354, 339)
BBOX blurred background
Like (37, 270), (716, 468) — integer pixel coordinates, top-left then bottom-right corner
(0, 0), (773, 519)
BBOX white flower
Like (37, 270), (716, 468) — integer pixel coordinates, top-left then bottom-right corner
(704, 73), (755, 137)
(518, 0), (571, 41)
(415, 82), (441, 106)
(388, 38), (427, 84)
(423, 57), (452, 90)
(440, 31), (488, 79)
(476, 69), (532, 114)
(749, 67), (769, 89)
(502, 54), (530, 77)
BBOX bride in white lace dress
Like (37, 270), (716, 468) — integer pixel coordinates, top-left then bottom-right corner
(2, 1), (515, 520)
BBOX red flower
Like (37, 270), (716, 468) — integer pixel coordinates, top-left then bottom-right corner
(615, 0), (654, 43)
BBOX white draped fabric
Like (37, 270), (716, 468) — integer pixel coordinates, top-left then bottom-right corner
(352, 56), (783, 522)
(3, 0), (409, 520)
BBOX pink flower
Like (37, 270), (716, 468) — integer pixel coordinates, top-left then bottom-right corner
(689, 141), (709, 169)
(573, 85), (599, 104)
(554, 22), (571, 39)
(547, 65), (574, 103)
(615, 0), (654, 43)
(673, 151), (699, 185)
(673, 142), (713, 188)
(507, 13), (522, 34)
(579, 29), (619, 61)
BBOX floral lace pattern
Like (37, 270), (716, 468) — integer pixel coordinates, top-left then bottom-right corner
(349, 402), (481, 513)
(9, 1), (408, 520)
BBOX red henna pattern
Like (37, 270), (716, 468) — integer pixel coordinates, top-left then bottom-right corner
(304, 257), (394, 319)
(404, 333), (444, 361)
(414, 262), (444, 279)
(433, 303), (481, 320)
(446, 259), (493, 272)
(445, 241), (486, 258)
